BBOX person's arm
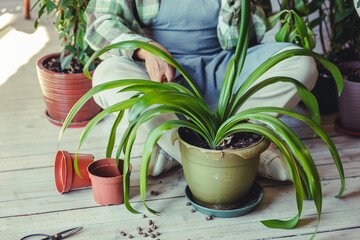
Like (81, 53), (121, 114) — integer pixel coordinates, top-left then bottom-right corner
(84, 0), (157, 59)
(217, 0), (267, 50)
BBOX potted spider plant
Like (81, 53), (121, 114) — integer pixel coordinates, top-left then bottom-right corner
(33, 0), (102, 127)
(59, 0), (345, 238)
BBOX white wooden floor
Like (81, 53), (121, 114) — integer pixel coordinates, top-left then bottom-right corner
(1, 3), (360, 240)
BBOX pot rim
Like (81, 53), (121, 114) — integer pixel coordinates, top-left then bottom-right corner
(175, 129), (268, 154)
(87, 158), (131, 183)
(37, 53), (94, 76)
(54, 150), (73, 193)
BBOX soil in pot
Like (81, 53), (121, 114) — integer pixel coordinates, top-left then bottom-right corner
(43, 56), (101, 74)
(179, 127), (262, 150)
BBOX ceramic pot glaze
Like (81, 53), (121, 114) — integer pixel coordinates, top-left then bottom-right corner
(173, 130), (270, 210)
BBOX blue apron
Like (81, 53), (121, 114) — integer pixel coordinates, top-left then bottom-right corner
(151, 0), (293, 109)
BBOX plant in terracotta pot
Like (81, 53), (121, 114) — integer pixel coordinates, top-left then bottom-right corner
(59, 0), (345, 237)
(32, 0), (102, 127)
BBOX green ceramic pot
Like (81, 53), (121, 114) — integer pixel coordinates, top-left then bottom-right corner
(173, 130), (270, 210)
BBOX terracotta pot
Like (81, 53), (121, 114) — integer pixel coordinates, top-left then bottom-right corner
(54, 150), (94, 193)
(172, 130), (270, 210)
(88, 158), (128, 206)
(36, 53), (102, 128)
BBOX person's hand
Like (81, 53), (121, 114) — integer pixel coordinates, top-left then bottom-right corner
(134, 41), (175, 83)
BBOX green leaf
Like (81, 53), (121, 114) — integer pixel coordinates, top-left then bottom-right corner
(226, 76), (320, 129)
(267, 10), (288, 30)
(293, 12), (307, 40)
(275, 22), (289, 42)
(222, 123), (304, 229)
(77, 28), (88, 50)
(240, 107), (345, 198)
(79, 9), (87, 23)
(60, 53), (74, 70)
(72, 99), (137, 177)
(140, 120), (205, 213)
(83, 41), (205, 105)
(106, 111), (125, 158)
(45, 0), (57, 13)
(58, 79), (164, 142)
(30, 0), (42, 12)
(64, 8), (74, 19)
(216, 0), (250, 121)
(231, 49), (343, 116)
(128, 91), (215, 143)
(60, 0), (72, 8)
(294, 0), (307, 13)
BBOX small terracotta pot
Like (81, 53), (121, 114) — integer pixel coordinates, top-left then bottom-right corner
(88, 158), (129, 206)
(36, 53), (102, 128)
(54, 150), (94, 193)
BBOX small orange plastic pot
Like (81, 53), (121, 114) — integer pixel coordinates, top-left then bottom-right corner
(87, 158), (130, 206)
(54, 150), (94, 193)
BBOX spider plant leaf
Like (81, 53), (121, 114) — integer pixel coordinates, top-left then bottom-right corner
(83, 40), (205, 104)
(222, 123), (303, 229)
(106, 110), (125, 158)
(121, 106), (205, 213)
(72, 99), (137, 177)
(217, 0), (250, 120)
(128, 91), (215, 139)
(228, 76), (320, 126)
(233, 49), (343, 110)
(241, 107), (345, 197)
(246, 113), (322, 230)
(140, 120), (205, 213)
(58, 79), (169, 142)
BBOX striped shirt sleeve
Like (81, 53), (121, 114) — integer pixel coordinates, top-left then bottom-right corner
(217, 0), (267, 50)
(84, 0), (158, 59)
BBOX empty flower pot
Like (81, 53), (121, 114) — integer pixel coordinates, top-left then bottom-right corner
(87, 158), (129, 206)
(54, 150), (94, 193)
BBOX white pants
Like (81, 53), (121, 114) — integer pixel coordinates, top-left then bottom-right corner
(92, 46), (318, 161)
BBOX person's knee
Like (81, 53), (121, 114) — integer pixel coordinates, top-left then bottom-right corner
(301, 56), (318, 91)
(92, 56), (148, 87)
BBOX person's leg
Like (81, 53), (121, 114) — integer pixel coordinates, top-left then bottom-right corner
(239, 45), (318, 112)
(239, 45), (318, 181)
(92, 56), (181, 175)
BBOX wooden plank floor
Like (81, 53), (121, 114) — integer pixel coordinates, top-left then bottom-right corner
(1, 3), (360, 240)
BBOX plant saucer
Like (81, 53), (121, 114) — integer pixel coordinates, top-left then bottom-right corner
(184, 182), (264, 218)
(45, 111), (92, 128)
(335, 118), (360, 137)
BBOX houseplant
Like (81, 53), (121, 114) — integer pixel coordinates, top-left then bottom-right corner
(59, 0), (345, 237)
(33, 0), (102, 127)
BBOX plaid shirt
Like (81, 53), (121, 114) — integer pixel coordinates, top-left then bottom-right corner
(85, 0), (267, 59)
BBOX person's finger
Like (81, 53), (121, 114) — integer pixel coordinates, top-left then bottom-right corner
(165, 64), (175, 82)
